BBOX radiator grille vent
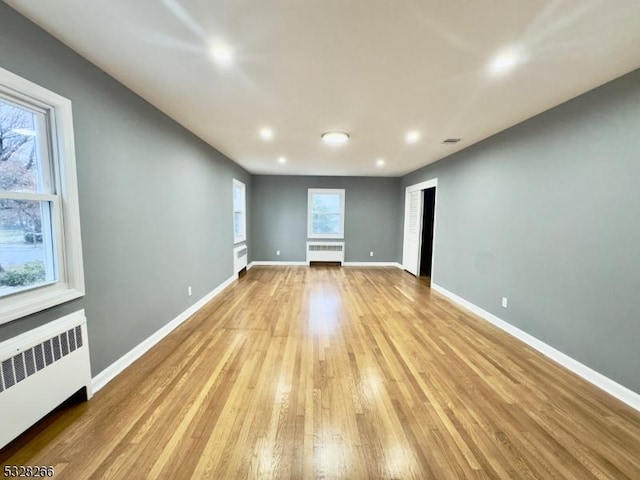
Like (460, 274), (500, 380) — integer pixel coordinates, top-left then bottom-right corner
(0, 325), (82, 394)
(308, 244), (343, 252)
(236, 247), (248, 258)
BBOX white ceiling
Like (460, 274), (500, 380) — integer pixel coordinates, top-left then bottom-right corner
(6, 0), (640, 177)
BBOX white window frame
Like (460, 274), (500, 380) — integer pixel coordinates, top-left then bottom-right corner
(232, 178), (246, 244)
(0, 67), (84, 325)
(307, 188), (345, 239)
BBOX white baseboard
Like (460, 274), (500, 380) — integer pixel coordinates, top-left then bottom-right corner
(249, 261), (403, 268)
(343, 262), (403, 268)
(92, 274), (236, 393)
(250, 261), (309, 266)
(431, 283), (640, 412)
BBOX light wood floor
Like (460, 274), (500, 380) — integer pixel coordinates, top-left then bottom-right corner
(2, 266), (640, 479)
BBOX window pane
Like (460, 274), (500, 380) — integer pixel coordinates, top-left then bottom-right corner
(233, 180), (246, 242)
(234, 211), (243, 237)
(233, 185), (241, 210)
(312, 213), (341, 234)
(312, 194), (341, 214)
(0, 100), (44, 193)
(0, 199), (56, 297)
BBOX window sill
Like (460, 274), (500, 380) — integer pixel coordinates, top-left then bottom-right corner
(0, 285), (84, 325)
(307, 234), (345, 240)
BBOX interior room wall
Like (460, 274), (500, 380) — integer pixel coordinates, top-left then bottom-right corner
(0, 3), (251, 376)
(401, 68), (640, 393)
(251, 175), (402, 263)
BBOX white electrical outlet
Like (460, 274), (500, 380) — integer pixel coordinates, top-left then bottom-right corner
(370, 251), (374, 257)
(188, 286), (192, 297)
(276, 250), (281, 256)
(501, 297), (508, 308)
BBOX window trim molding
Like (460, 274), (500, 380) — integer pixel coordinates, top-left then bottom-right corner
(232, 178), (246, 245)
(307, 188), (346, 239)
(0, 67), (85, 325)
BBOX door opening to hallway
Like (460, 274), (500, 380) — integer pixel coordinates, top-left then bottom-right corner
(402, 179), (437, 283)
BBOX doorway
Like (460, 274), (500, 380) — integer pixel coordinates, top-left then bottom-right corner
(402, 178), (437, 281)
(419, 187), (436, 278)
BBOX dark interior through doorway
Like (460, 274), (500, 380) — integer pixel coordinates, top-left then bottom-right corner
(419, 187), (436, 278)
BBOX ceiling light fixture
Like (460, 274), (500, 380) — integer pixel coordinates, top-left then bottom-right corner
(321, 131), (350, 145)
(277, 156), (287, 164)
(488, 47), (523, 75)
(405, 130), (420, 144)
(376, 158), (385, 167)
(259, 127), (274, 141)
(210, 44), (233, 65)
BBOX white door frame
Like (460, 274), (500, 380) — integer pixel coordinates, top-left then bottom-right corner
(402, 178), (438, 278)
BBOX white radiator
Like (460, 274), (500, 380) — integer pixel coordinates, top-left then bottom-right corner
(234, 244), (248, 274)
(306, 241), (345, 263)
(0, 309), (92, 448)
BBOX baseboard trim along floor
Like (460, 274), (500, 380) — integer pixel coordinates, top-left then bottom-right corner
(92, 274), (237, 393)
(432, 282), (640, 412)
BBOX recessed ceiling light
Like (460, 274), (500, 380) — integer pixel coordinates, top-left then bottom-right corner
(277, 156), (287, 164)
(405, 130), (420, 144)
(321, 131), (350, 145)
(376, 158), (385, 167)
(259, 127), (273, 141)
(488, 47), (523, 75)
(210, 44), (233, 65)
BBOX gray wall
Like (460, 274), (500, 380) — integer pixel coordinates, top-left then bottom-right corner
(402, 68), (640, 393)
(252, 176), (401, 262)
(0, 3), (251, 375)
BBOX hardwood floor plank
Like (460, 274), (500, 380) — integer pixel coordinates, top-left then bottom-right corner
(2, 266), (639, 479)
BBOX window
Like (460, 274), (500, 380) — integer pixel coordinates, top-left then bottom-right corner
(233, 179), (246, 244)
(308, 188), (345, 239)
(0, 67), (84, 325)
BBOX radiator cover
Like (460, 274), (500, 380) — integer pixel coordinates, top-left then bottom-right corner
(0, 309), (92, 448)
(234, 244), (248, 274)
(306, 241), (345, 263)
